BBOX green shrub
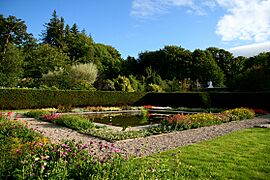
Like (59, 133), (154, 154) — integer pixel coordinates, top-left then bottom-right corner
(164, 108), (255, 131)
(53, 115), (95, 131)
(24, 109), (51, 118)
(223, 108), (255, 120)
(57, 104), (73, 113)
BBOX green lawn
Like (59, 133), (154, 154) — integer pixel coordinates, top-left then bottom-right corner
(114, 128), (270, 179)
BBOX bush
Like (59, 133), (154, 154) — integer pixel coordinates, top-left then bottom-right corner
(57, 104), (73, 113)
(24, 109), (51, 118)
(41, 63), (98, 90)
(223, 108), (255, 120)
(53, 115), (95, 131)
(164, 108), (255, 131)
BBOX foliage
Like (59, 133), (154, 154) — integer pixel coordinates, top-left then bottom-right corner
(1, 13), (270, 92)
(24, 109), (51, 118)
(42, 10), (65, 49)
(223, 108), (255, 120)
(42, 113), (61, 122)
(55, 108), (255, 142)
(0, 15), (32, 54)
(69, 63), (98, 85)
(0, 118), (48, 178)
(0, 118), (123, 179)
(0, 44), (24, 87)
(113, 75), (134, 92)
(51, 115), (95, 131)
(164, 108), (254, 131)
(64, 24), (95, 64)
(56, 104), (73, 113)
(93, 43), (122, 79)
(147, 83), (163, 92)
(192, 49), (225, 87)
(24, 44), (69, 80)
(231, 65), (270, 91)
(41, 63), (98, 90)
(206, 47), (235, 84)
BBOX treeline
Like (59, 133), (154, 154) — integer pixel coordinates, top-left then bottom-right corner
(1, 11), (269, 92)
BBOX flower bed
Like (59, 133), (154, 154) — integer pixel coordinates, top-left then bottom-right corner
(0, 115), (123, 179)
(24, 107), (256, 142)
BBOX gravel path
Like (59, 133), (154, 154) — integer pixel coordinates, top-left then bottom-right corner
(18, 117), (270, 158)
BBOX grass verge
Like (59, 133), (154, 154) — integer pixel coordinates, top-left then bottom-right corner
(114, 128), (270, 179)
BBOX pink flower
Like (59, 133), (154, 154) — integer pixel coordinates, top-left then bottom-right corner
(114, 148), (120, 153)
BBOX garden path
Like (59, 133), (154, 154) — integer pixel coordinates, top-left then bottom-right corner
(18, 116), (270, 158)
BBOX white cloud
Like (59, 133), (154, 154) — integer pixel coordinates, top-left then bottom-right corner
(228, 41), (270, 57)
(216, 0), (270, 43)
(130, 0), (197, 18)
(130, 0), (270, 45)
(202, 0), (217, 10)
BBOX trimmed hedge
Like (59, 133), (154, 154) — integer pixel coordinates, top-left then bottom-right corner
(1, 89), (270, 110)
(209, 92), (270, 111)
(134, 92), (211, 108)
(0, 89), (146, 109)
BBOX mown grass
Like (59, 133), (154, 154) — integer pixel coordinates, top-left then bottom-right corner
(114, 128), (270, 179)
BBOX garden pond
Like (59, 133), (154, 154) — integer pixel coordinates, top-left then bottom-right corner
(80, 107), (224, 128)
(82, 112), (161, 127)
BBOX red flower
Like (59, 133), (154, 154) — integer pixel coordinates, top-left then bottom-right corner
(252, 108), (268, 115)
(8, 112), (12, 119)
(144, 105), (154, 109)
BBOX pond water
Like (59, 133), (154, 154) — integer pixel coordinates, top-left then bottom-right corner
(80, 108), (217, 128)
(83, 112), (162, 127)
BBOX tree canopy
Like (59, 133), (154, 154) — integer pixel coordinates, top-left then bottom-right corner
(1, 12), (270, 91)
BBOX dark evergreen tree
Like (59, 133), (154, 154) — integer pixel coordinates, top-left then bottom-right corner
(42, 10), (65, 49)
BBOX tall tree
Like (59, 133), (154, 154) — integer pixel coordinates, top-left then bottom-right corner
(162, 45), (192, 80)
(137, 46), (192, 80)
(42, 10), (65, 49)
(0, 15), (32, 54)
(64, 28), (95, 64)
(206, 47), (234, 77)
(70, 23), (79, 35)
(192, 49), (225, 87)
(122, 56), (139, 76)
(93, 44), (122, 79)
(0, 44), (24, 87)
(23, 44), (69, 79)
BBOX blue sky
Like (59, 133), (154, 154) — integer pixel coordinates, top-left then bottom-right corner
(1, 0), (270, 58)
